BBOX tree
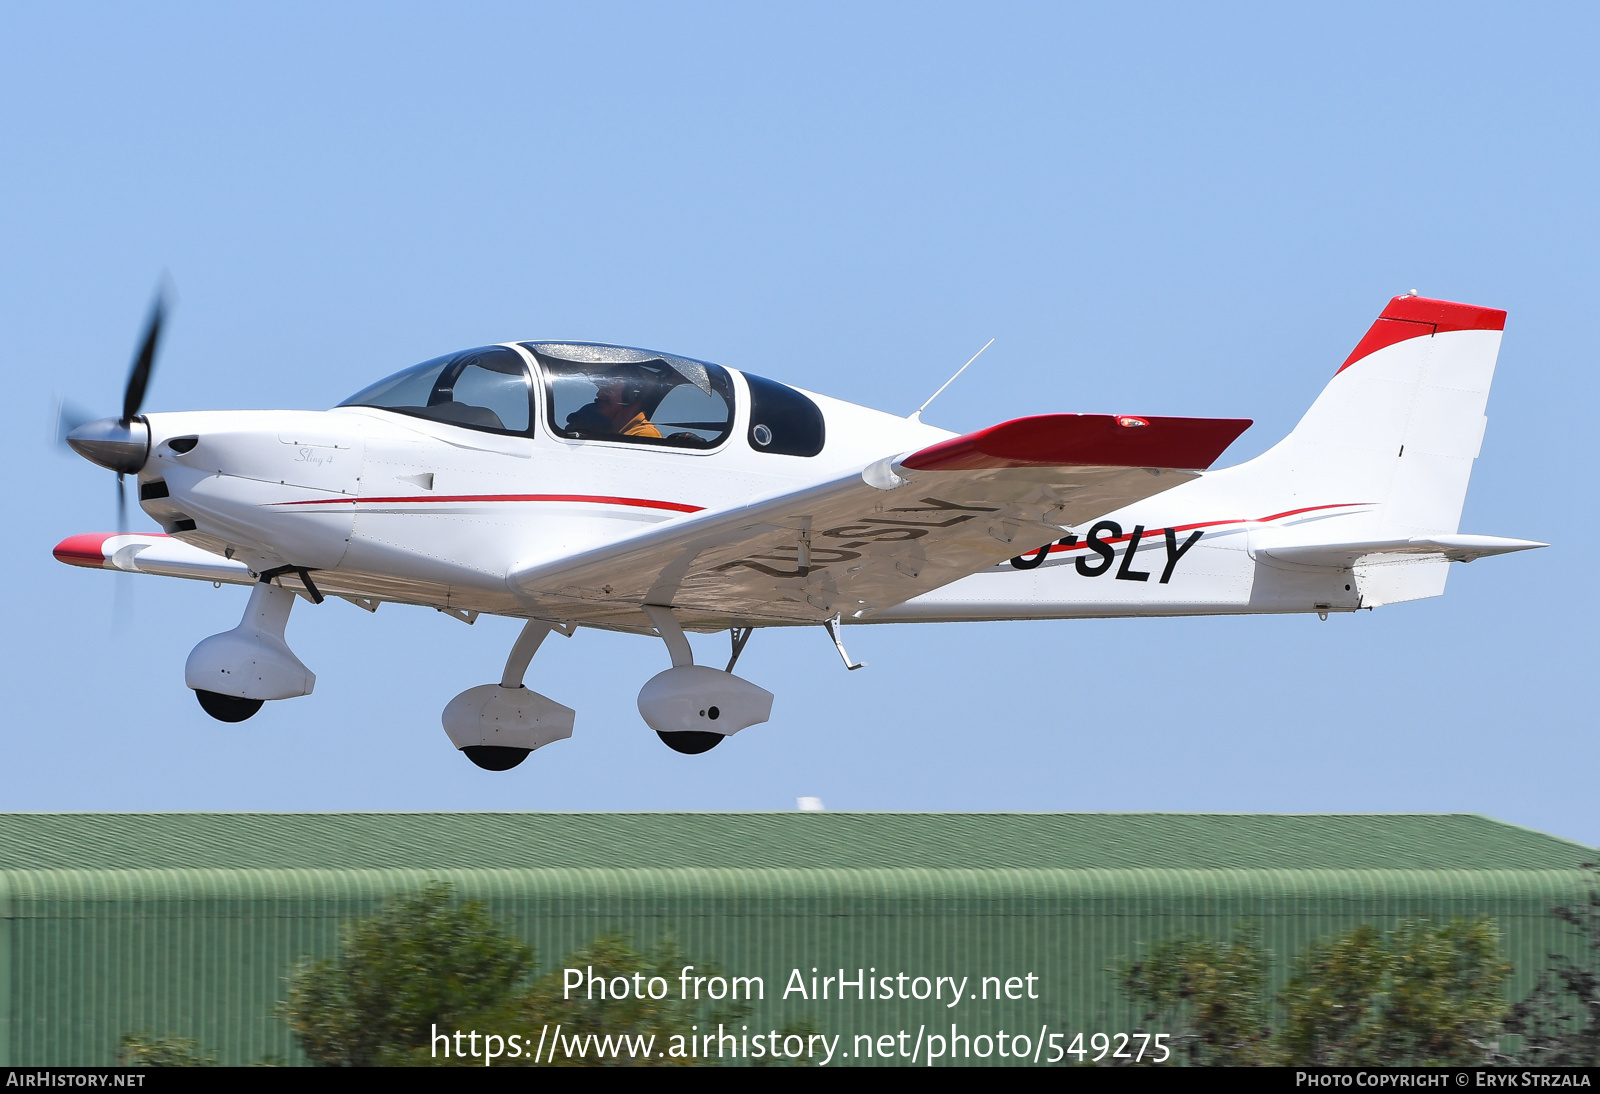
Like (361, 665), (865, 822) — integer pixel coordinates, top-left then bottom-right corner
(1281, 918), (1510, 1065)
(281, 881), (534, 1066)
(1118, 917), (1511, 1066)
(117, 1033), (215, 1067)
(281, 882), (761, 1067)
(1119, 924), (1280, 1065)
(1505, 863), (1600, 1066)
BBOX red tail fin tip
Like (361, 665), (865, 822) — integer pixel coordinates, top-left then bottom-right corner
(1338, 295), (1506, 374)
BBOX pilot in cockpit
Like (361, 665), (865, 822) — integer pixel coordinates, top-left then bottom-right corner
(564, 364), (663, 439)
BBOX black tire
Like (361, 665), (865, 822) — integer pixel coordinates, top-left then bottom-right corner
(195, 690), (264, 723)
(657, 731), (724, 755)
(461, 746), (531, 771)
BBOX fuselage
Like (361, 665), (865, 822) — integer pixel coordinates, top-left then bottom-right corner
(128, 347), (1362, 631)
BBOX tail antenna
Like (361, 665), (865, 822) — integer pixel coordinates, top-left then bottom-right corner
(909, 338), (994, 424)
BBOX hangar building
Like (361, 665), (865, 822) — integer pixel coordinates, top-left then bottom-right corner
(0, 812), (1590, 1065)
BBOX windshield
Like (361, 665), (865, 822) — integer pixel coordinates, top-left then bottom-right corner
(339, 346), (532, 434)
(522, 342), (734, 449)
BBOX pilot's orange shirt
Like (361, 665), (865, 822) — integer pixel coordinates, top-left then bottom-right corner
(619, 411), (661, 439)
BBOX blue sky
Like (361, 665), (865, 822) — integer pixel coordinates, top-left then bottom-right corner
(4, 4), (1596, 843)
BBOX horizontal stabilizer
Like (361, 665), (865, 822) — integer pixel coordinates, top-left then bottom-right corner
(1257, 534), (1546, 569)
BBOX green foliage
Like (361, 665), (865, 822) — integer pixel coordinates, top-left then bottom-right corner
(1120, 917), (1511, 1066)
(1281, 918), (1510, 1065)
(281, 881), (534, 1066)
(1119, 924), (1279, 1065)
(117, 1032), (215, 1067)
(1505, 863), (1600, 1066)
(281, 883), (750, 1067)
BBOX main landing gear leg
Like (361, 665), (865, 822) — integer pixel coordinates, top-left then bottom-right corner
(441, 619), (576, 771)
(638, 606), (773, 755)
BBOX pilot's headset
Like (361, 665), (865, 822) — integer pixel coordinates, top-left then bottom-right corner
(609, 364), (657, 407)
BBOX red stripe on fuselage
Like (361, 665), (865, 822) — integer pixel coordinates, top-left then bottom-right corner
(271, 493), (704, 513)
(1253, 502), (1369, 524)
(1030, 502), (1370, 556)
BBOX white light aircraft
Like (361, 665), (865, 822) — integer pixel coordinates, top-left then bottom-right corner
(57, 293), (1543, 768)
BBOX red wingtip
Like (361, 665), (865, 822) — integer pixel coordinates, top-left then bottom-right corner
(900, 414), (1253, 472)
(1338, 295), (1506, 374)
(53, 533), (117, 568)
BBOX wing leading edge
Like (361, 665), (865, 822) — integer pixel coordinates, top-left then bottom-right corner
(509, 413), (1251, 630)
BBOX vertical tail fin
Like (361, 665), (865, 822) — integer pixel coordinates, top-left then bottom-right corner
(1236, 294), (1507, 604)
(1251, 294), (1506, 535)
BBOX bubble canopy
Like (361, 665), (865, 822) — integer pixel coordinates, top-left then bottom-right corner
(340, 342), (822, 455)
(522, 342), (735, 448)
(339, 346), (533, 434)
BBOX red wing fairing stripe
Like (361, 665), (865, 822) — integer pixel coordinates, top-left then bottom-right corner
(52, 532), (172, 569)
(901, 414), (1253, 473)
(1338, 295), (1506, 374)
(53, 533), (118, 567)
(271, 493), (705, 513)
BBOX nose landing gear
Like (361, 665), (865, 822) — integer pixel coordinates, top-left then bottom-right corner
(186, 577), (316, 722)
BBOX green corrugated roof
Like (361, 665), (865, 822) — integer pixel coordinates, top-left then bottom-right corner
(0, 812), (1587, 873)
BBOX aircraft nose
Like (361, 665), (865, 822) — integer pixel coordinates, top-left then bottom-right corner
(66, 416), (150, 474)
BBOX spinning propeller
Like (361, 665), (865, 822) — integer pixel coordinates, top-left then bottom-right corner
(59, 290), (169, 533)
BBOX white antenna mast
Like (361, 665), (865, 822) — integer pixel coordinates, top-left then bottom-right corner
(909, 338), (994, 423)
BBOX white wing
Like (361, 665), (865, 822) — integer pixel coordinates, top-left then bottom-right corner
(510, 413), (1251, 630)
